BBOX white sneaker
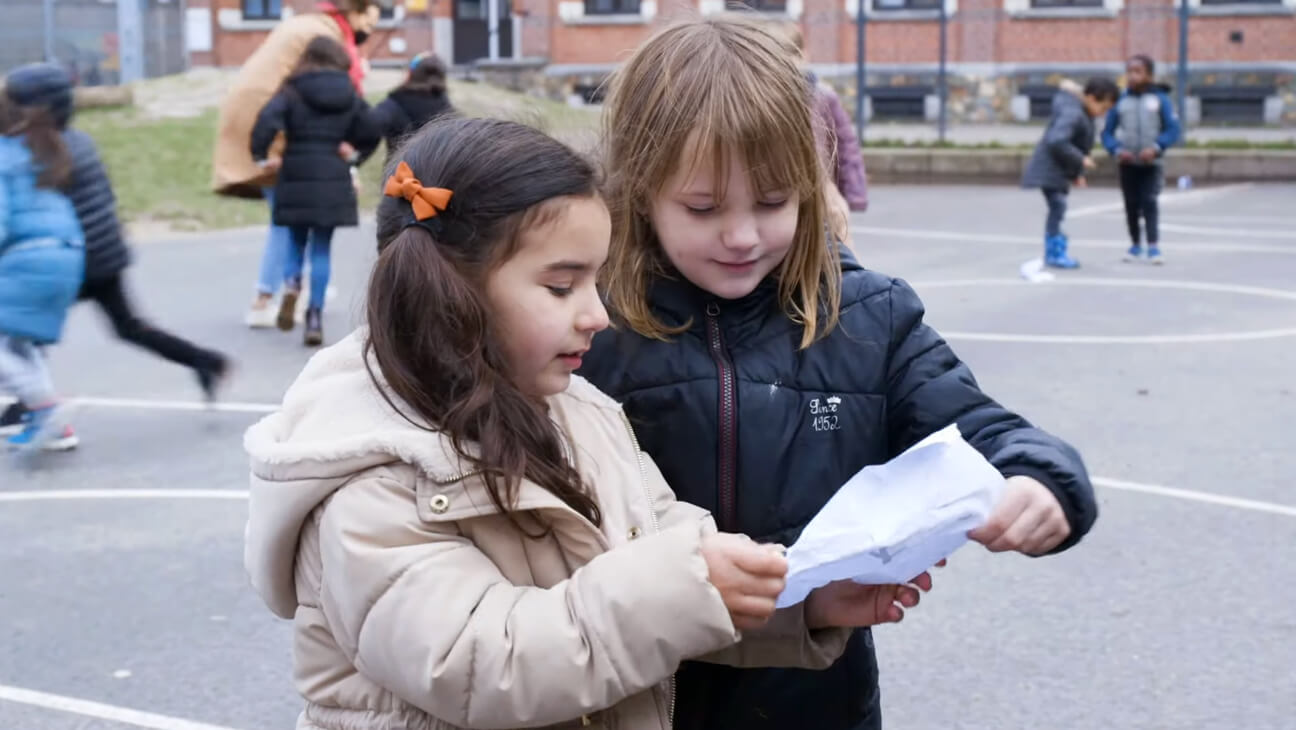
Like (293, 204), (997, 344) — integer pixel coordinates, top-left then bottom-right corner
(245, 301), (277, 329)
(42, 425), (80, 452)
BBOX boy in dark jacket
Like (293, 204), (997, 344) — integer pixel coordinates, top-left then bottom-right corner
(0, 64), (231, 440)
(1022, 77), (1119, 269)
(1102, 55), (1182, 264)
(251, 36), (377, 346)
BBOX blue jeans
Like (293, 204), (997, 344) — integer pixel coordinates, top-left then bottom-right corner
(256, 187), (292, 297)
(1042, 188), (1068, 238)
(285, 226), (334, 311)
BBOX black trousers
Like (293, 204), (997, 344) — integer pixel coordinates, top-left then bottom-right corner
(1119, 164), (1161, 245)
(79, 274), (223, 373)
(1042, 188), (1068, 238)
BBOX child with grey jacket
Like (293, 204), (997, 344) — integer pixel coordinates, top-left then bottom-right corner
(1102, 55), (1182, 264)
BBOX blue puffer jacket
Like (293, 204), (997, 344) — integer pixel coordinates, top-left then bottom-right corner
(0, 135), (85, 344)
(580, 249), (1096, 730)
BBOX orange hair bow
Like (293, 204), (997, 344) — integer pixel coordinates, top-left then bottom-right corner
(384, 161), (453, 221)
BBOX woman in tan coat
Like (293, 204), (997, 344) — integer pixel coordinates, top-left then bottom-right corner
(244, 118), (930, 730)
(210, 0), (379, 327)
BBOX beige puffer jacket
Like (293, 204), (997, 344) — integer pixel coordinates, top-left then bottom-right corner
(244, 331), (849, 730)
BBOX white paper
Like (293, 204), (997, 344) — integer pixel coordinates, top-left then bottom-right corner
(776, 424), (1004, 608)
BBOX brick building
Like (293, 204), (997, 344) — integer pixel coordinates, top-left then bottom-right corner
(190, 0), (1296, 123)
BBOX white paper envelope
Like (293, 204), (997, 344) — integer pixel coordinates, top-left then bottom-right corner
(776, 424), (1004, 608)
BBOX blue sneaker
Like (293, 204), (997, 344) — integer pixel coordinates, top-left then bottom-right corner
(1124, 244), (1144, 262)
(6, 404), (71, 452)
(1147, 245), (1164, 265)
(1044, 235), (1080, 269)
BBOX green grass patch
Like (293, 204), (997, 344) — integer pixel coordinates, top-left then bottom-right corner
(80, 79), (600, 232)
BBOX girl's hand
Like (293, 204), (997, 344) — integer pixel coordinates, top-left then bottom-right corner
(1075, 176), (1088, 188)
(1082, 155), (1097, 170)
(968, 476), (1070, 555)
(701, 533), (788, 631)
(258, 157), (282, 172)
(804, 570), (933, 629)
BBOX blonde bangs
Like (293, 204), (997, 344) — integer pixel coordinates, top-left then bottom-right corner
(602, 13), (842, 347)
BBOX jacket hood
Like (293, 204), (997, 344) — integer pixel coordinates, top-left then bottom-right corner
(243, 329), (619, 618)
(1053, 82), (1085, 115)
(243, 329), (475, 618)
(288, 70), (357, 113)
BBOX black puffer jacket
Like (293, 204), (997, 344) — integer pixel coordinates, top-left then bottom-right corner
(62, 128), (130, 282)
(1022, 85), (1095, 191)
(367, 88), (454, 166)
(250, 70), (376, 228)
(580, 250), (1096, 730)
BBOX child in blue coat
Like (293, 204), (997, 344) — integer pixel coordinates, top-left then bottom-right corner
(0, 90), (84, 451)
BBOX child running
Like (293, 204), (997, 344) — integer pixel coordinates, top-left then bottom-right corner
(0, 87), (84, 452)
(580, 16), (1098, 730)
(251, 36), (377, 346)
(0, 63), (230, 441)
(1021, 77), (1119, 269)
(243, 117), (932, 730)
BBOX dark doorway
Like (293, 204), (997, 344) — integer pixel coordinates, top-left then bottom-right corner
(453, 0), (513, 65)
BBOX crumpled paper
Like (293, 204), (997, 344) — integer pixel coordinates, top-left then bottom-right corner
(776, 424), (1004, 608)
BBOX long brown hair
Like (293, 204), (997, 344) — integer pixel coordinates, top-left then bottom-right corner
(600, 14), (841, 349)
(0, 93), (72, 189)
(367, 117), (603, 529)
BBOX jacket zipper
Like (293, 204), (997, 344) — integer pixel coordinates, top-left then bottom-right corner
(704, 302), (739, 533)
(618, 410), (674, 724)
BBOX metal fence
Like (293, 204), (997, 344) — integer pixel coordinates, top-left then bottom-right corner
(1, 0), (187, 85)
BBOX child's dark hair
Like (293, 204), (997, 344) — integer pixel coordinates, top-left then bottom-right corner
(400, 52), (448, 95)
(1129, 54), (1155, 76)
(1084, 77), (1120, 102)
(293, 36), (352, 76)
(367, 117), (602, 530)
(0, 91), (71, 189)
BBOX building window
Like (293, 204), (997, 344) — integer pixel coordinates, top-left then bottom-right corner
(380, 5), (397, 19)
(872, 0), (941, 10)
(1199, 0), (1281, 4)
(242, 0), (282, 20)
(584, 0), (641, 14)
(743, 0), (789, 10)
(869, 86), (932, 119)
(1028, 0), (1103, 6)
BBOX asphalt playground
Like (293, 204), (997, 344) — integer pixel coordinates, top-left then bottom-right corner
(2, 182), (1294, 729)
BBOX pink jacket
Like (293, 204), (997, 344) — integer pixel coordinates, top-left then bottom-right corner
(812, 81), (870, 212)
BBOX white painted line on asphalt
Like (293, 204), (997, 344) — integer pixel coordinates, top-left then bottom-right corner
(911, 277), (1296, 300)
(1067, 183), (1254, 219)
(1159, 223), (1296, 240)
(0, 489), (249, 503)
(1093, 478), (1296, 518)
(1165, 214), (1296, 225)
(70, 396), (278, 414)
(908, 277), (1296, 343)
(938, 328), (1296, 344)
(849, 226), (1296, 255)
(0, 683), (241, 730)
(4, 479), (1295, 520)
